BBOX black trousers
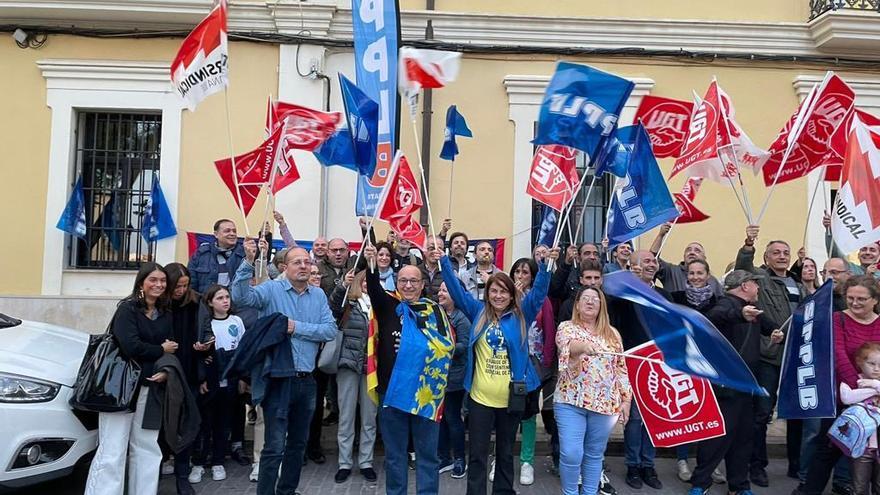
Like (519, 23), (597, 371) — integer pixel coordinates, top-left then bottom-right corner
(801, 417), (843, 495)
(307, 369), (330, 455)
(691, 391), (754, 492)
(467, 399), (521, 495)
(787, 418), (804, 474)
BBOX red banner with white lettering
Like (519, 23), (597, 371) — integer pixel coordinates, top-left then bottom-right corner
(625, 342), (726, 448)
(822, 109), (880, 182)
(634, 95), (693, 159)
(762, 74), (855, 186)
(525, 145), (580, 212)
(377, 154), (427, 249)
(266, 99), (341, 151)
(673, 177), (710, 224)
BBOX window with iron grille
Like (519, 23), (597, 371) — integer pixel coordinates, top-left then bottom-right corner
(69, 111), (162, 269)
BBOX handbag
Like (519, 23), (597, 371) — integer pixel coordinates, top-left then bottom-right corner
(318, 303), (351, 374)
(70, 322), (142, 413)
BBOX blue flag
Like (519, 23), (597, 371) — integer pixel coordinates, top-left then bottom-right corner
(339, 74), (379, 179)
(313, 128), (358, 171)
(593, 127), (630, 178)
(777, 280), (836, 419)
(603, 270), (766, 396)
(537, 205), (558, 246)
(606, 124), (679, 245)
(440, 105), (473, 161)
(56, 175), (87, 238)
(100, 192), (123, 250)
(533, 62), (634, 158)
(142, 174), (177, 242)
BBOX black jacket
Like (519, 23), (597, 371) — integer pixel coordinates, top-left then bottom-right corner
(705, 294), (776, 374)
(609, 285), (673, 351)
(111, 299), (172, 387)
(446, 308), (472, 392)
(329, 285), (370, 374)
(223, 313), (293, 408)
(170, 296), (203, 387)
(153, 354), (201, 453)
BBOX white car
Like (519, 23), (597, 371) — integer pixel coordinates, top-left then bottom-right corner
(0, 315), (98, 491)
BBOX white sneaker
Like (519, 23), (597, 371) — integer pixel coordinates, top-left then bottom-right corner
(520, 462), (534, 485)
(212, 465), (227, 481)
(489, 459), (496, 482)
(711, 467), (726, 484)
(677, 459), (692, 482)
(188, 465), (204, 484)
(249, 462), (259, 482)
(161, 460), (174, 476)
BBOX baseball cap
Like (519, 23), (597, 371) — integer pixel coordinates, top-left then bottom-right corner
(724, 270), (761, 290)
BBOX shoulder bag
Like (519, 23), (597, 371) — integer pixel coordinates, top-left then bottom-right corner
(70, 320), (142, 413)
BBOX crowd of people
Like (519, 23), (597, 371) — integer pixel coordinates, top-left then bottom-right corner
(80, 210), (880, 495)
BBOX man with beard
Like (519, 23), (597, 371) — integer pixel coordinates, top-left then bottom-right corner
(461, 241), (501, 300)
(650, 222), (723, 295)
(448, 232), (474, 278)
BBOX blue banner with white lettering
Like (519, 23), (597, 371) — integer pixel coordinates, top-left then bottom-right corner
(533, 62), (634, 159)
(606, 124), (679, 245)
(777, 280), (836, 419)
(603, 270), (766, 396)
(339, 74), (379, 179)
(352, 0), (399, 216)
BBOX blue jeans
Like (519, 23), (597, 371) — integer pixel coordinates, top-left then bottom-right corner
(378, 401), (440, 495)
(438, 389), (466, 463)
(257, 376), (316, 495)
(624, 401), (655, 468)
(676, 444), (690, 461)
(800, 418), (851, 484)
(555, 403), (617, 495)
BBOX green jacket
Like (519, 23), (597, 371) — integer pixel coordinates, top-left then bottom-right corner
(735, 246), (805, 366)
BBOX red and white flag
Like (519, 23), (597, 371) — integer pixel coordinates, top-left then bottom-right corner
(170, 0), (228, 111)
(213, 148), (264, 216)
(762, 73), (855, 186)
(399, 47), (461, 96)
(256, 121), (301, 195)
(377, 152), (427, 248)
(672, 177), (710, 224)
(525, 145), (581, 212)
(822, 110), (880, 182)
(831, 116), (880, 252)
(671, 81), (768, 183)
(634, 95), (693, 159)
(265, 98), (341, 151)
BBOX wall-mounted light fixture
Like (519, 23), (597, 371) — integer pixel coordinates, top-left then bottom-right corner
(13, 28), (47, 49)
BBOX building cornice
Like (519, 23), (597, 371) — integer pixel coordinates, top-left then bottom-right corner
(37, 58), (173, 93)
(794, 74), (880, 110)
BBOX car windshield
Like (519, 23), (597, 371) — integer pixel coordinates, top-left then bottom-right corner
(0, 313), (22, 328)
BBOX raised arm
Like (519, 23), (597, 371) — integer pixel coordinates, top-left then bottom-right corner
(522, 248), (558, 323)
(230, 260), (268, 310)
(274, 211), (298, 249)
(735, 225), (759, 273)
(440, 256), (483, 320)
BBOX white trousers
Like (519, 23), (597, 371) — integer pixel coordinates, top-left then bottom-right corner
(85, 386), (161, 495)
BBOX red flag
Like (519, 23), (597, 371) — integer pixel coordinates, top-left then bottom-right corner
(831, 116), (880, 252)
(822, 110), (880, 182)
(266, 100), (341, 151)
(625, 342), (726, 448)
(256, 122), (301, 195)
(170, 0), (228, 111)
(762, 74), (855, 186)
(398, 47), (461, 93)
(378, 155), (423, 222)
(673, 177), (710, 224)
(388, 215), (428, 250)
(634, 95), (693, 158)
(214, 148), (264, 216)
(525, 145), (580, 212)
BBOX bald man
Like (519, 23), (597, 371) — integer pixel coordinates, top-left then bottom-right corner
(317, 238), (356, 297)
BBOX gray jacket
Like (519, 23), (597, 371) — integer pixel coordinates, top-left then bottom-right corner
(445, 307), (472, 392)
(460, 264), (501, 301)
(329, 285), (370, 374)
(657, 257), (723, 296)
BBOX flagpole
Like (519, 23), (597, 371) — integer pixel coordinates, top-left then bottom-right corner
(407, 93), (441, 270)
(803, 177), (823, 255)
(755, 75), (828, 224)
(595, 351), (665, 366)
(549, 174), (597, 272)
(448, 162), (455, 220)
(572, 174), (599, 248)
(223, 88), (251, 237)
(655, 218), (678, 261)
(715, 77), (755, 224)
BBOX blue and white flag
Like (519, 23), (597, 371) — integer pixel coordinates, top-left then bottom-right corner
(536, 205), (558, 246)
(593, 127), (630, 178)
(352, 0), (399, 216)
(533, 62), (634, 158)
(100, 192), (123, 250)
(777, 280), (836, 419)
(339, 74), (380, 179)
(142, 174), (177, 242)
(606, 124), (679, 245)
(603, 270), (766, 396)
(440, 105), (473, 161)
(56, 175), (87, 238)
(313, 128), (358, 171)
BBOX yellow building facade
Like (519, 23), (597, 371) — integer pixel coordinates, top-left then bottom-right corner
(1, 0), (878, 331)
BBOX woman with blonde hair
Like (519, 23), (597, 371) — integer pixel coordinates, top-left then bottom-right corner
(555, 286), (631, 495)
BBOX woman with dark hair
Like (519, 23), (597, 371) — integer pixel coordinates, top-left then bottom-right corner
(440, 247), (559, 495)
(85, 262), (178, 495)
(374, 241), (397, 291)
(556, 286), (631, 495)
(800, 257), (821, 295)
(509, 257), (557, 486)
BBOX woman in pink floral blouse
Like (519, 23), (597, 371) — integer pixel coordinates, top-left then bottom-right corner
(555, 286), (632, 495)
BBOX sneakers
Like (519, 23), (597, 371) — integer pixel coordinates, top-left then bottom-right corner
(711, 467), (726, 484)
(598, 469), (617, 495)
(161, 459), (175, 476)
(750, 466), (769, 487)
(641, 466), (663, 489)
(187, 466), (204, 484)
(249, 463), (259, 482)
(439, 459), (455, 474)
(334, 468), (351, 483)
(452, 459), (467, 479)
(408, 452), (416, 471)
(677, 459), (692, 482)
(211, 465), (227, 481)
(520, 462), (534, 486)
(489, 459), (496, 482)
(361, 467), (378, 482)
(625, 466), (643, 489)
(247, 407), (257, 425)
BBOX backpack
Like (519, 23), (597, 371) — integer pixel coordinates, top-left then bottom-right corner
(827, 403), (880, 458)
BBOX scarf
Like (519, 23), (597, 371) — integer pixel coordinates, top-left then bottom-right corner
(685, 284), (714, 309)
(383, 299), (454, 422)
(379, 268), (396, 291)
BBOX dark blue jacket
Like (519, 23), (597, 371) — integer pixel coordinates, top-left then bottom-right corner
(223, 313), (293, 408)
(187, 242), (246, 294)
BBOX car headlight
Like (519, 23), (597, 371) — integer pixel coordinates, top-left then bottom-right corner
(0, 373), (60, 403)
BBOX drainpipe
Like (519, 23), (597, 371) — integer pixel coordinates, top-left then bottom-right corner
(419, 0), (435, 226)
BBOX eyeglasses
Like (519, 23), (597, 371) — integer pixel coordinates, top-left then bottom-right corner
(398, 278), (423, 287)
(579, 296), (600, 303)
(821, 269), (848, 276)
(847, 296), (874, 304)
(329, 248), (348, 253)
(287, 258), (310, 266)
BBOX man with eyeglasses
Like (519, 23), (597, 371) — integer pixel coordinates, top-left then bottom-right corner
(317, 238), (356, 297)
(363, 243), (454, 495)
(420, 236), (445, 301)
(823, 213), (880, 279)
(650, 222), (723, 295)
(735, 224), (804, 489)
(232, 243), (337, 495)
(821, 258), (852, 311)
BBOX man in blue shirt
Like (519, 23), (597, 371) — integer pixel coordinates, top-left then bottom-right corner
(232, 242), (337, 495)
